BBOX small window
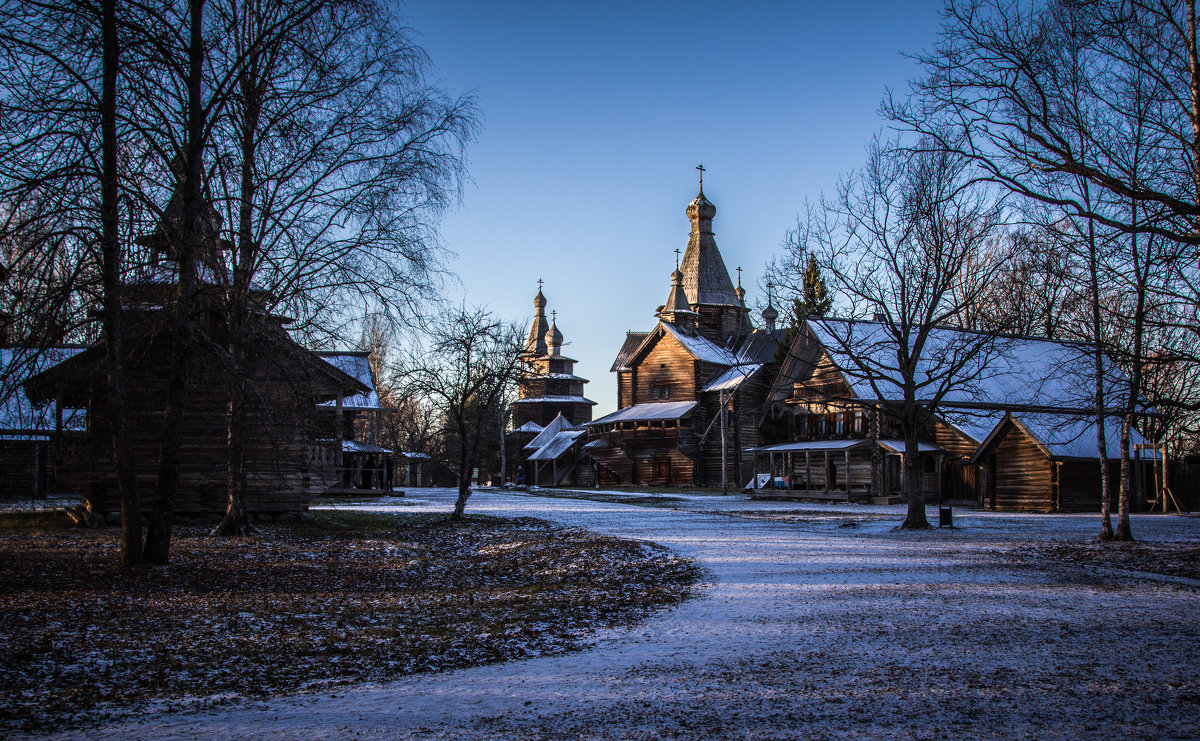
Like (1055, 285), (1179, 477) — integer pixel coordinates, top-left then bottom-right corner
(650, 384), (670, 400)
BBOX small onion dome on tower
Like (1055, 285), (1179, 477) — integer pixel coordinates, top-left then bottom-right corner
(686, 190), (717, 223)
(544, 316), (564, 357)
(761, 303), (779, 332)
(526, 282), (550, 356)
(762, 281), (779, 331)
(763, 279), (782, 328)
(658, 266), (698, 332)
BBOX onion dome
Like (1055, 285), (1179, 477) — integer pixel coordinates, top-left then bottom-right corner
(544, 319), (563, 357)
(686, 191), (717, 223)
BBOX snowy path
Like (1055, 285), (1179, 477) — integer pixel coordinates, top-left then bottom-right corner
(65, 489), (1200, 740)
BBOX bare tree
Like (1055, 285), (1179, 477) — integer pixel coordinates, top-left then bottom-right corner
(891, 0), (1200, 539)
(0, 0), (150, 565)
(204, 0), (473, 534)
(794, 140), (1008, 529)
(401, 307), (524, 520)
(892, 0), (1200, 266)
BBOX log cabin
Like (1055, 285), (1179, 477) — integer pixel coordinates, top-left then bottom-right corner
(754, 317), (1152, 511)
(22, 188), (369, 517)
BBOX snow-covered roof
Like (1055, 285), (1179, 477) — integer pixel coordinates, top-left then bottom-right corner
(749, 438), (943, 454)
(749, 439), (870, 453)
(512, 395), (596, 405)
(805, 319), (1131, 414)
(943, 410), (1007, 445)
(526, 429), (585, 461)
(1, 346), (87, 437)
(587, 401), (698, 426)
(317, 352), (382, 410)
(524, 413), (578, 450)
(658, 322), (748, 366)
(974, 412), (1149, 461)
(611, 332), (650, 372)
(512, 421), (544, 434)
(525, 372), (590, 382)
(702, 364), (763, 393)
(342, 440), (392, 454)
(876, 439), (946, 455)
(401, 451), (431, 460)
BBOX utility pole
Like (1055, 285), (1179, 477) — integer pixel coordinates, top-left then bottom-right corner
(720, 389), (728, 495)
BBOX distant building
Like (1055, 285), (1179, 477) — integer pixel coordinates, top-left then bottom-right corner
(512, 286), (596, 486)
(512, 286), (596, 429)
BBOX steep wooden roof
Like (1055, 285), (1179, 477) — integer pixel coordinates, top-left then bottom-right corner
(679, 190), (740, 307)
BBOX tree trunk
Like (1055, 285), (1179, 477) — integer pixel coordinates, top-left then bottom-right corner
(101, 0), (143, 568)
(145, 0), (206, 564)
(452, 442), (471, 520)
(901, 399), (929, 529)
(901, 434), (929, 529)
(1083, 192), (1114, 540)
(1187, 0), (1200, 276)
(215, 51), (261, 538)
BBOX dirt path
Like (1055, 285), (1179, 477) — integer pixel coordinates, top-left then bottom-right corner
(56, 489), (1200, 740)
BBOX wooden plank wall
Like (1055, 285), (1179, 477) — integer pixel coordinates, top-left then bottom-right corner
(77, 338), (321, 516)
(0, 440), (47, 499)
(636, 334), (697, 402)
(990, 425), (1055, 512)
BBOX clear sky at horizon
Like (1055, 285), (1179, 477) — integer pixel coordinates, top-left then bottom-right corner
(401, 0), (945, 416)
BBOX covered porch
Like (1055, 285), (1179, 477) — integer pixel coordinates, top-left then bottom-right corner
(747, 438), (945, 504)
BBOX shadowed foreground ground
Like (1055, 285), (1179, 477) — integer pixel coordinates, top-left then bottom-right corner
(37, 489), (1200, 740)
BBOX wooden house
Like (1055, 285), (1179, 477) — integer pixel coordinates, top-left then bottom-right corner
(23, 190), (369, 517)
(754, 317), (1151, 511)
(585, 187), (786, 488)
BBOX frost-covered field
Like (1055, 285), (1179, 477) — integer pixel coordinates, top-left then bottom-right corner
(62, 488), (1200, 740)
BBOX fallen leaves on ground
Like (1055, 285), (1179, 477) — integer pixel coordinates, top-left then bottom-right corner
(0, 511), (701, 734)
(1025, 539), (1200, 581)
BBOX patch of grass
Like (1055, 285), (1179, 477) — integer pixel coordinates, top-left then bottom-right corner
(0, 512), (701, 734)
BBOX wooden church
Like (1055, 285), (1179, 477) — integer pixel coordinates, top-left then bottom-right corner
(512, 287), (597, 486)
(583, 182), (787, 488)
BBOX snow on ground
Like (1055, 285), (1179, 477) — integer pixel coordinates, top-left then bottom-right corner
(56, 488), (1200, 740)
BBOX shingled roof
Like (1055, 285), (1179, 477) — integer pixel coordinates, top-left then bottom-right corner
(679, 190), (740, 307)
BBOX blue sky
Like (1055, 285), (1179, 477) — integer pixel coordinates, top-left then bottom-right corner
(401, 0), (945, 415)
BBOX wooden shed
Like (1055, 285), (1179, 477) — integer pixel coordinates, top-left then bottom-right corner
(969, 413), (1151, 512)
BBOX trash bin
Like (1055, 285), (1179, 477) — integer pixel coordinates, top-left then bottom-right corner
(939, 505), (954, 528)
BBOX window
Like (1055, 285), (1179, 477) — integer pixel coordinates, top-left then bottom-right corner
(650, 384), (670, 400)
